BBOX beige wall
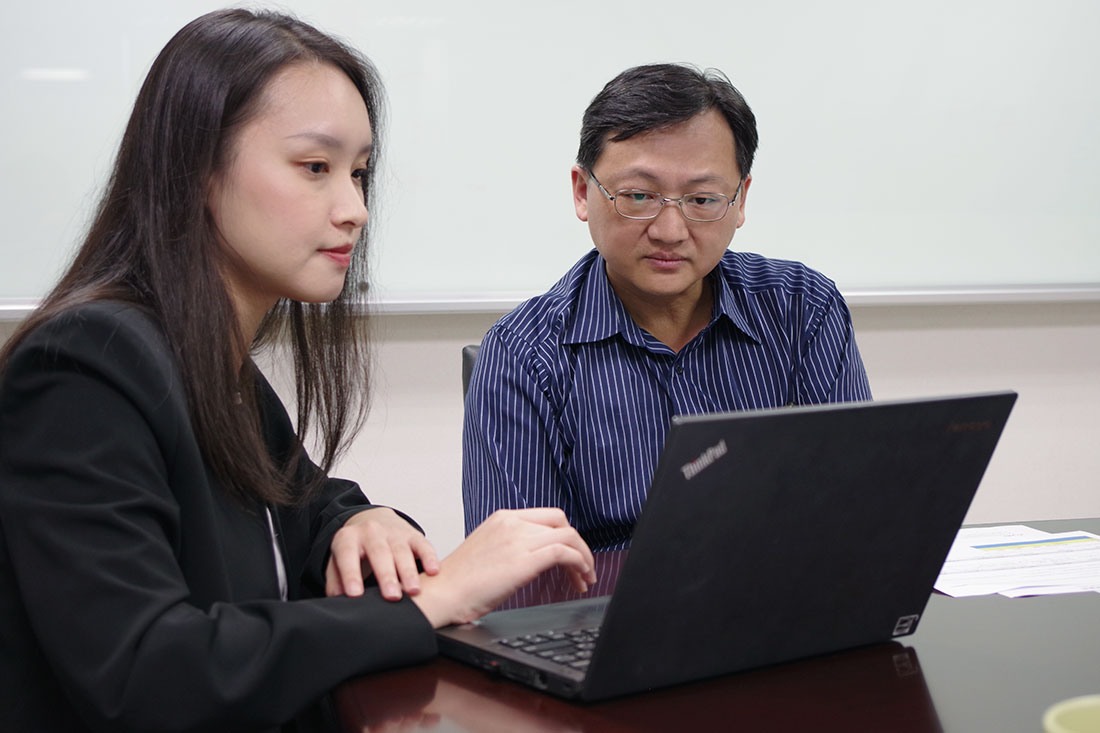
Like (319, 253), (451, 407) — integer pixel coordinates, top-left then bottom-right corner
(4, 300), (1099, 558)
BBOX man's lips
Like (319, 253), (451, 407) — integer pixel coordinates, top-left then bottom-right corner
(645, 253), (687, 267)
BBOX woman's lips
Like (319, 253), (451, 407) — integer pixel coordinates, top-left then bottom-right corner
(320, 244), (353, 267)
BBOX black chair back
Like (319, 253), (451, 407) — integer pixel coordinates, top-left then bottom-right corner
(461, 344), (480, 397)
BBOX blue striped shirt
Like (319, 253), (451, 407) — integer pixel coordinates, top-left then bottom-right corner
(462, 249), (871, 549)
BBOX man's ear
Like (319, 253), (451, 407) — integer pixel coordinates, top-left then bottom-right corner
(734, 174), (752, 229)
(571, 165), (590, 222)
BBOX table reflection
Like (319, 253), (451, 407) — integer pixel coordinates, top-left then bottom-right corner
(335, 642), (940, 732)
(336, 550), (941, 732)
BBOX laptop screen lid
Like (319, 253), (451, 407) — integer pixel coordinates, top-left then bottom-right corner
(439, 391), (1016, 701)
(581, 391), (1016, 699)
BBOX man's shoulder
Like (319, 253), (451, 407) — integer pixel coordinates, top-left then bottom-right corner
(488, 250), (598, 349)
(718, 251), (841, 304)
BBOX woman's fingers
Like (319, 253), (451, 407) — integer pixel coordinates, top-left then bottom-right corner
(527, 543), (592, 594)
(517, 521), (597, 584)
(329, 507), (596, 628)
(411, 533), (440, 576)
(508, 506), (571, 527)
(326, 538), (358, 596)
(384, 537), (422, 597)
(324, 557), (344, 597)
(411, 508), (598, 628)
(325, 507), (440, 600)
(363, 539), (401, 600)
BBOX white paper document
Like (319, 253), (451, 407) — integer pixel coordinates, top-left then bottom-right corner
(934, 525), (1100, 598)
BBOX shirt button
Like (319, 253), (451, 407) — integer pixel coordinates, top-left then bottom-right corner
(675, 366), (684, 375)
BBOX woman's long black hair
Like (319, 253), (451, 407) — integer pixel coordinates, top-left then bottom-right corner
(0, 9), (383, 506)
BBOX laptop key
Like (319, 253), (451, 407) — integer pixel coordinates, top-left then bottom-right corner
(497, 626), (603, 666)
(522, 639), (575, 654)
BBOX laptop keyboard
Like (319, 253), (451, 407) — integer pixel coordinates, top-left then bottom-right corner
(497, 627), (600, 670)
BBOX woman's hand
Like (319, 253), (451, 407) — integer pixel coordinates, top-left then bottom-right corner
(411, 508), (597, 628)
(325, 507), (440, 600)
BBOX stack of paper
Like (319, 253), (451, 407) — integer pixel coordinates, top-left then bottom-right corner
(934, 524), (1100, 598)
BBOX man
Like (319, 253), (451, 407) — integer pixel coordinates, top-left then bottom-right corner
(463, 64), (870, 550)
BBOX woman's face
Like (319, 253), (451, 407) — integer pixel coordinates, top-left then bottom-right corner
(207, 61), (373, 335)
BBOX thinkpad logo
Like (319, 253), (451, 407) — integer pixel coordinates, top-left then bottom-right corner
(892, 614), (920, 636)
(680, 439), (728, 480)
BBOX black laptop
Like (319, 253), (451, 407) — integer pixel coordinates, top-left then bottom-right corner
(437, 392), (1017, 701)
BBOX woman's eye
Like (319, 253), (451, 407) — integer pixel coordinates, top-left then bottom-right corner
(351, 168), (367, 181)
(305, 162), (328, 175)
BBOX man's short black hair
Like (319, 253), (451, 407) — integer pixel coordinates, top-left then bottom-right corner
(577, 63), (758, 180)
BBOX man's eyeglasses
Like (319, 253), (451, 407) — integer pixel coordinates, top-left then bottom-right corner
(587, 171), (743, 222)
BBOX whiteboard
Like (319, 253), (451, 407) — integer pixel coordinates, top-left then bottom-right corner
(3, 0), (1099, 310)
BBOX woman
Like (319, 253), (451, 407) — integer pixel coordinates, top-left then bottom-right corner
(0, 9), (595, 732)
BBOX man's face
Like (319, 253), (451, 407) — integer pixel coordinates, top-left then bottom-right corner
(571, 108), (750, 313)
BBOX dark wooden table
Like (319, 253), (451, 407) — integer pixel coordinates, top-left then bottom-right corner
(335, 519), (1100, 732)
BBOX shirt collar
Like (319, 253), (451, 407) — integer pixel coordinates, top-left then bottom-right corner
(562, 252), (763, 346)
(710, 261), (763, 345)
(562, 254), (646, 347)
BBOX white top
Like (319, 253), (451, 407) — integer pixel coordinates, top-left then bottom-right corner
(264, 507), (288, 601)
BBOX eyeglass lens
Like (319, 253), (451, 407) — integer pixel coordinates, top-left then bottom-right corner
(614, 191), (730, 221)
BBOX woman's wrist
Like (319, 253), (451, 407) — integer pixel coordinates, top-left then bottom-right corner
(409, 575), (452, 629)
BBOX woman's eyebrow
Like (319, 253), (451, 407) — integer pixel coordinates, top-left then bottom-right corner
(285, 130), (373, 157)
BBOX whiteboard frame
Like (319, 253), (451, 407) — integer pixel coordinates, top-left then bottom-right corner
(4, 283), (1100, 321)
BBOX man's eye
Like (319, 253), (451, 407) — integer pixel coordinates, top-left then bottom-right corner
(624, 191), (655, 202)
(690, 195), (720, 206)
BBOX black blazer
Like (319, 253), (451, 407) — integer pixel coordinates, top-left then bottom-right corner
(0, 303), (437, 732)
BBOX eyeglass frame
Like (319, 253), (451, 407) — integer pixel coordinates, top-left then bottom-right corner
(586, 170), (744, 222)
